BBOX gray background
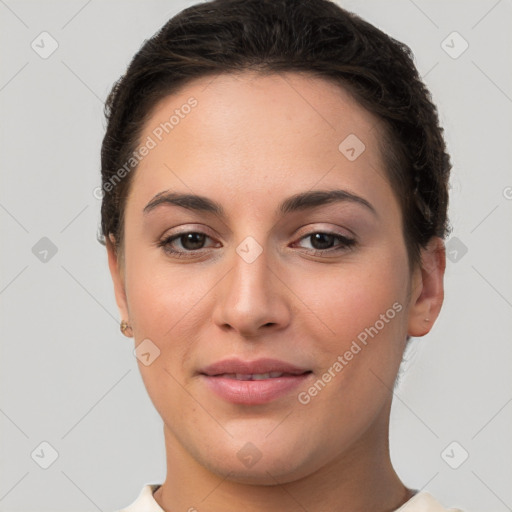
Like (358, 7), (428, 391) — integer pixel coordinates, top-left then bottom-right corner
(0, 0), (511, 511)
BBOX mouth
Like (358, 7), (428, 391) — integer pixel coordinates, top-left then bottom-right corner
(211, 371), (309, 380)
(199, 358), (313, 405)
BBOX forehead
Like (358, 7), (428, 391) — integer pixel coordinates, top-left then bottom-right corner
(140, 70), (381, 150)
(128, 71), (395, 215)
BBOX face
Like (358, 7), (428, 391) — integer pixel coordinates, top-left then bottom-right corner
(107, 71), (444, 484)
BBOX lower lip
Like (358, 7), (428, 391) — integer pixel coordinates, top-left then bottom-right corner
(201, 374), (312, 405)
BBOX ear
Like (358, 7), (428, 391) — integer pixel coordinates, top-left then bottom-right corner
(106, 234), (130, 323)
(407, 237), (446, 337)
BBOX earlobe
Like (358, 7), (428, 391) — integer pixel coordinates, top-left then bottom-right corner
(407, 237), (446, 337)
(106, 234), (130, 326)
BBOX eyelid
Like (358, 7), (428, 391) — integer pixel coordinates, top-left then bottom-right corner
(294, 223), (356, 240)
(156, 225), (218, 252)
(292, 230), (356, 251)
(161, 224), (216, 239)
(158, 227), (357, 260)
(160, 229), (218, 247)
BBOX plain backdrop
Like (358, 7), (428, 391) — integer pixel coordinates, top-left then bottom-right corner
(1, 1), (511, 511)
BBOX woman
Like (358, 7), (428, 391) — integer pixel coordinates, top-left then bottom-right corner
(99, 0), (461, 510)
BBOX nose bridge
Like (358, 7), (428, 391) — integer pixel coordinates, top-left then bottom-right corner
(212, 234), (289, 335)
(233, 236), (271, 299)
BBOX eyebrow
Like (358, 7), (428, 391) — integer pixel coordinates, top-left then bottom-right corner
(143, 189), (377, 218)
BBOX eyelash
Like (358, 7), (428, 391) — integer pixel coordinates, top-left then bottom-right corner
(157, 230), (356, 258)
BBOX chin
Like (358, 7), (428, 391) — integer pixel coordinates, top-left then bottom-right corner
(205, 458), (309, 486)
(195, 436), (321, 486)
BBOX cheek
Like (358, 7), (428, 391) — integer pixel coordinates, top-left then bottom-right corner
(289, 252), (411, 413)
(123, 250), (221, 380)
(124, 239), (201, 323)
(127, 270), (208, 339)
(123, 253), (207, 410)
(294, 255), (408, 347)
(288, 256), (409, 427)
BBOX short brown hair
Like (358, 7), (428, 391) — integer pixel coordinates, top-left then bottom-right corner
(99, 0), (451, 268)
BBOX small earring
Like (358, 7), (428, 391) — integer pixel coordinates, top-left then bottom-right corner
(424, 318), (430, 322)
(120, 320), (133, 337)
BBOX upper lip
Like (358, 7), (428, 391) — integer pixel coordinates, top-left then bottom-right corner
(200, 358), (311, 376)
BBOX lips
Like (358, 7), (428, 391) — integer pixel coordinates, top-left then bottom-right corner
(199, 358), (313, 405)
(200, 357), (310, 377)
(215, 371), (297, 380)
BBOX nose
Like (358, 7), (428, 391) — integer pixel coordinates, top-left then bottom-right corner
(211, 243), (292, 338)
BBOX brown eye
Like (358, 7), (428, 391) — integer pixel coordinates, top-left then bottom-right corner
(158, 231), (216, 256)
(175, 232), (207, 251)
(309, 233), (336, 250)
(296, 232), (356, 253)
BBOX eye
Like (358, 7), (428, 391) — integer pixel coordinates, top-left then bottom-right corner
(157, 231), (218, 256)
(157, 230), (356, 258)
(294, 231), (356, 254)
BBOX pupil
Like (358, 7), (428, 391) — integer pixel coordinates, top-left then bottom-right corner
(183, 233), (205, 250)
(311, 233), (333, 250)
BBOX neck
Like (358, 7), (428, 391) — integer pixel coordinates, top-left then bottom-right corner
(154, 404), (412, 512)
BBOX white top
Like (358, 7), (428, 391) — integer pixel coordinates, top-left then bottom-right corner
(116, 484), (464, 512)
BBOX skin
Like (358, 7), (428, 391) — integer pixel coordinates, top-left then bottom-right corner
(106, 71), (445, 512)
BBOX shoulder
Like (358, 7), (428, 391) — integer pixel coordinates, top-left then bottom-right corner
(114, 486), (463, 512)
(114, 484), (164, 512)
(394, 491), (464, 512)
